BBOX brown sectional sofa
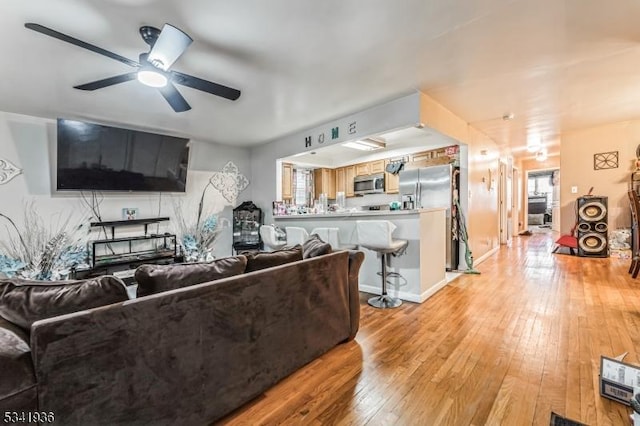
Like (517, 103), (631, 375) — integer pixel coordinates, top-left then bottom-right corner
(0, 248), (364, 425)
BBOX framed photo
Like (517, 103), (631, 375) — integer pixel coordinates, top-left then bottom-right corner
(122, 208), (139, 221)
(600, 356), (640, 405)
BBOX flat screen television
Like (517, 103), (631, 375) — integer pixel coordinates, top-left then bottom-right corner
(56, 119), (190, 192)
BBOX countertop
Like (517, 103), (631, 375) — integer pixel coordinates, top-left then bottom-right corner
(273, 207), (445, 220)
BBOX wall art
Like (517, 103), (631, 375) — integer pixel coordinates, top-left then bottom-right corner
(594, 151), (618, 170)
(209, 161), (250, 204)
(0, 157), (22, 185)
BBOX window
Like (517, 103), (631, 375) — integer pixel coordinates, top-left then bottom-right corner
(528, 173), (552, 194)
(292, 168), (313, 206)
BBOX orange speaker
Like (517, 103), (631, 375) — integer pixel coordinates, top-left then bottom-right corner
(577, 196), (608, 257)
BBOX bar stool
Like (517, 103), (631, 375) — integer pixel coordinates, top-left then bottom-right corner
(356, 220), (408, 309)
(310, 227), (358, 250)
(259, 225), (287, 251)
(285, 227), (309, 246)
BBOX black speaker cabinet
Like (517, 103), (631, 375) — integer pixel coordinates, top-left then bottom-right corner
(577, 196), (608, 257)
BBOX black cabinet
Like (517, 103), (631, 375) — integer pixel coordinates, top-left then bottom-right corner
(232, 201), (262, 253)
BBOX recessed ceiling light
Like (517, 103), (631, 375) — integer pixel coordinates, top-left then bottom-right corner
(342, 137), (386, 151)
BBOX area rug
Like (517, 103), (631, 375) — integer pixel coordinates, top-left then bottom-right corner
(550, 412), (586, 426)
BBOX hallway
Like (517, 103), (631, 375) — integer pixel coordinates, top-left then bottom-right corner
(220, 233), (638, 425)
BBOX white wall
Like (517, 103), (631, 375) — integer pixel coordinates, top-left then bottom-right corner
(0, 111), (251, 260)
(250, 93), (422, 223)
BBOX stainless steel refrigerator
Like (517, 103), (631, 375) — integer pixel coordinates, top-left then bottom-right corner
(399, 164), (459, 270)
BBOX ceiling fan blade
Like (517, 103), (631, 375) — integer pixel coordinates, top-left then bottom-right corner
(159, 83), (191, 112)
(25, 23), (139, 68)
(171, 71), (241, 101)
(74, 73), (138, 90)
(147, 24), (193, 71)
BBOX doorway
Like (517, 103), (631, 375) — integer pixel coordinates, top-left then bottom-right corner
(525, 168), (560, 233)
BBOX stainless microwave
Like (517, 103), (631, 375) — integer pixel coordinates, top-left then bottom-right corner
(354, 173), (385, 195)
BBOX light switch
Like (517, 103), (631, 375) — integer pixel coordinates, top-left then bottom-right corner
(571, 186), (578, 194)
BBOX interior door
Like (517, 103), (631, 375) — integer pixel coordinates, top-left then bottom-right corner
(499, 161), (511, 245)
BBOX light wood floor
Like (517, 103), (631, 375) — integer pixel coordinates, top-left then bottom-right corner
(218, 233), (639, 425)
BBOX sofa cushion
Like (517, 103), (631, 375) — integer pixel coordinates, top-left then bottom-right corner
(0, 317), (36, 410)
(135, 255), (248, 297)
(243, 245), (303, 273)
(303, 234), (333, 259)
(0, 276), (128, 331)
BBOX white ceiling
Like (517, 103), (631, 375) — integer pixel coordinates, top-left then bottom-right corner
(2, 0), (640, 159)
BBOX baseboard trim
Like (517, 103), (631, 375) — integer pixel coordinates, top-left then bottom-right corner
(474, 246), (499, 265)
(359, 277), (449, 304)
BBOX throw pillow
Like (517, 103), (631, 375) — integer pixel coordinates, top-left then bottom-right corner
(242, 245), (303, 273)
(0, 317), (36, 403)
(303, 234), (333, 259)
(135, 255), (248, 297)
(0, 276), (128, 331)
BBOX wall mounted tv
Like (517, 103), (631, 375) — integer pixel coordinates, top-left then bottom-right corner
(56, 119), (190, 192)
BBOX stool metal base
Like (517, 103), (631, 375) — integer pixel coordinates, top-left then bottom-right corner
(368, 294), (402, 309)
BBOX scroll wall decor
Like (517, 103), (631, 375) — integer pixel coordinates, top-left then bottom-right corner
(0, 157), (22, 184)
(209, 161), (250, 204)
(594, 151), (618, 170)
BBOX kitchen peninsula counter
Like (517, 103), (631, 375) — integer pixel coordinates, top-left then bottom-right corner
(274, 209), (421, 219)
(274, 208), (447, 303)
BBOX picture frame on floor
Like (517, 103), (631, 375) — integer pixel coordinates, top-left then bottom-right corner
(599, 356), (640, 405)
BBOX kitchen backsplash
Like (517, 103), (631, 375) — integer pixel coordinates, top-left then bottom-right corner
(345, 192), (401, 209)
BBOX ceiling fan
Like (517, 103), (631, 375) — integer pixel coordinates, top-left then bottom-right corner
(24, 22), (241, 112)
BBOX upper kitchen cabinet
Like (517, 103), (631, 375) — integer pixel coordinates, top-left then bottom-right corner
(384, 160), (399, 194)
(345, 166), (355, 197)
(355, 159), (385, 176)
(335, 167), (346, 195)
(410, 146), (459, 168)
(282, 162), (293, 201)
(355, 163), (370, 177)
(314, 168), (336, 199)
(370, 160), (385, 174)
(411, 151), (431, 163)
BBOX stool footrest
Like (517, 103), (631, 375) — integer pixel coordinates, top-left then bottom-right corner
(368, 294), (402, 309)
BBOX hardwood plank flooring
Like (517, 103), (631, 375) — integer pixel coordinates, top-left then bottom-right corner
(218, 233), (638, 425)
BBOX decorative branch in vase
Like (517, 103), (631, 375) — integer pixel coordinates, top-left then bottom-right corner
(172, 180), (228, 262)
(0, 203), (90, 279)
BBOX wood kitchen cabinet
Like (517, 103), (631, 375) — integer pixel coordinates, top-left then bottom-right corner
(335, 167), (346, 195)
(370, 159), (385, 174)
(411, 151), (431, 162)
(385, 160), (400, 194)
(345, 165), (355, 197)
(355, 163), (370, 176)
(314, 168), (336, 199)
(281, 162), (293, 201)
(355, 160), (385, 176)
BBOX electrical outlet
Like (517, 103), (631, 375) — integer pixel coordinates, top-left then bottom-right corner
(571, 186), (578, 194)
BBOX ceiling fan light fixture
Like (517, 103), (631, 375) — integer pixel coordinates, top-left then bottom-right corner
(147, 24), (193, 71)
(526, 133), (543, 153)
(137, 69), (168, 88)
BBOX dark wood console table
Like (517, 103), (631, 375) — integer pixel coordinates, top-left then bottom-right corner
(74, 217), (178, 283)
(90, 217), (171, 239)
